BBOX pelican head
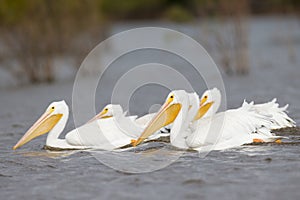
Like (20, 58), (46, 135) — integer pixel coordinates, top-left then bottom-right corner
(13, 101), (68, 150)
(194, 88), (221, 120)
(87, 104), (124, 123)
(200, 88), (220, 106)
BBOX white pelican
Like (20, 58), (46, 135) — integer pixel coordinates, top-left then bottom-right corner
(89, 105), (171, 141)
(132, 90), (283, 151)
(13, 101), (142, 150)
(199, 88), (296, 129)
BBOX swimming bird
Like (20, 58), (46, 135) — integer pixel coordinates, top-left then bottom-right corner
(13, 101), (142, 150)
(199, 88), (296, 129)
(89, 105), (171, 141)
(132, 90), (282, 151)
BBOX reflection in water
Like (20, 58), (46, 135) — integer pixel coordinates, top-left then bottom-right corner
(15, 150), (78, 159)
(89, 143), (184, 173)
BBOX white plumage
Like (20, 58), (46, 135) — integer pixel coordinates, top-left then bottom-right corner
(14, 88), (296, 151)
(53, 104), (144, 150)
(187, 101), (281, 151)
(245, 99), (296, 129)
(13, 102), (142, 150)
(135, 90), (287, 151)
(200, 88), (296, 129)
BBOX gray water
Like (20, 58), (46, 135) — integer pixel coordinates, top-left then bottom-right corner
(1, 16), (300, 200)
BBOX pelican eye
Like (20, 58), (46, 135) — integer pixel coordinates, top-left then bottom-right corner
(105, 108), (108, 111)
(204, 95), (208, 99)
(167, 94), (174, 103)
(50, 106), (55, 112)
(169, 95), (174, 100)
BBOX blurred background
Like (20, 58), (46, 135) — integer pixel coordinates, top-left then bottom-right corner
(0, 0), (299, 86)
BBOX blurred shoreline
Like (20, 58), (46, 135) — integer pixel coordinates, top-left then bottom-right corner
(1, 15), (299, 88)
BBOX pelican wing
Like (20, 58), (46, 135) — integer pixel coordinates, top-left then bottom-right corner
(65, 117), (142, 150)
(186, 103), (277, 151)
(246, 99), (296, 129)
(135, 113), (156, 127)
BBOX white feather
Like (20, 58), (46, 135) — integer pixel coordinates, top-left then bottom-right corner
(65, 116), (141, 150)
(248, 98), (296, 129)
(186, 102), (280, 151)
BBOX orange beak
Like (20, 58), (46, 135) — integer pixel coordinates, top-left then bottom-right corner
(132, 101), (181, 146)
(13, 110), (62, 150)
(87, 108), (111, 124)
(194, 101), (214, 121)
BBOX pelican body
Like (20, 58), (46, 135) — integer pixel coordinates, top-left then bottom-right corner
(200, 88), (296, 129)
(133, 90), (287, 151)
(13, 102), (142, 150)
